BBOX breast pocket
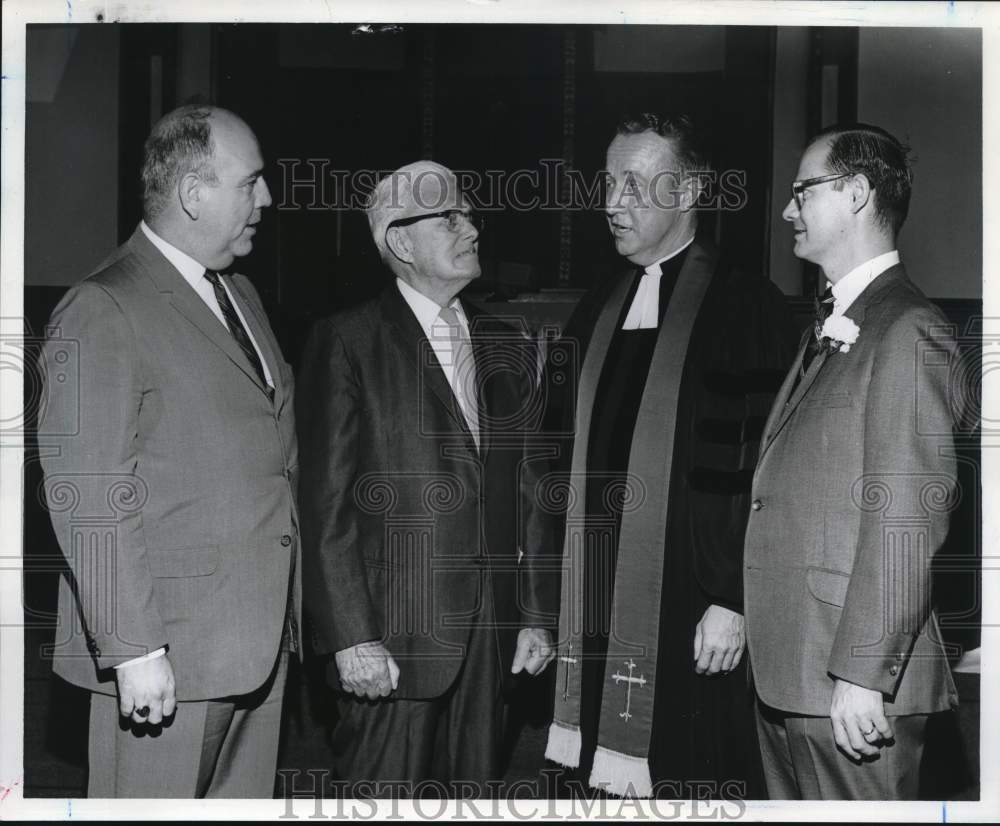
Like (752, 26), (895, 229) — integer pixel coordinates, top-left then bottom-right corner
(800, 390), (853, 410)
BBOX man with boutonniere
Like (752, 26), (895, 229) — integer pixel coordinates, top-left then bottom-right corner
(743, 124), (960, 800)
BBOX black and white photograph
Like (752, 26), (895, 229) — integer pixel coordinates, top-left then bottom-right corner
(1, 0), (993, 819)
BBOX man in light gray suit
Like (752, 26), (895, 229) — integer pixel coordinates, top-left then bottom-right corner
(39, 105), (300, 797)
(743, 124), (958, 799)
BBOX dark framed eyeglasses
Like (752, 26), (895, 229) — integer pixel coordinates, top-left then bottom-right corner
(790, 173), (851, 209)
(386, 209), (485, 235)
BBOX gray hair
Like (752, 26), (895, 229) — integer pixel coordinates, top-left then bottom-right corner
(366, 160), (457, 260)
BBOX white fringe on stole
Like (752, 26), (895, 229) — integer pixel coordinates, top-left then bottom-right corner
(589, 746), (653, 798)
(544, 721), (582, 768)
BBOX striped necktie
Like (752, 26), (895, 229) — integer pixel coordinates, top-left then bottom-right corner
(204, 270), (270, 394)
(801, 285), (835, 376)
(438, 305), (480, 448)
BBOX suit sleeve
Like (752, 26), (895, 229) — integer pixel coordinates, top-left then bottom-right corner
(827, 308), (957, 695)
(688, 275), (798, 609)
(297, 320), (381, 655)
(39, 282), (168, 667)
(517, 347), (562, 632)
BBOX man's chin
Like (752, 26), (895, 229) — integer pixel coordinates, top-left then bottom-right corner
(229, 241), (254, 261)
(613, 238), (637, 258)
(791, 240), (814, 262)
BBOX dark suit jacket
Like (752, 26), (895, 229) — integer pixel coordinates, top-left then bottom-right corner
(39, 226), (301, 702)
(297, 283), (556, 700)
(744, 265), (959, 716)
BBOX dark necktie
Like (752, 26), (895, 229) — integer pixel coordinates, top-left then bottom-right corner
(801, 285), (835, 376)
(204, 270), (270, 393)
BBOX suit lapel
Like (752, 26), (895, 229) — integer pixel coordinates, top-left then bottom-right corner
(130, 229), (269, 396)
(764, 342), (830, 450)
(759, 331), (809, 457)
(380, 285), (478, 456)
(759, 263), (907, 458)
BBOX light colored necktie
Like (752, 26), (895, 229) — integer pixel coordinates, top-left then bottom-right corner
(438, 305), (480, 448)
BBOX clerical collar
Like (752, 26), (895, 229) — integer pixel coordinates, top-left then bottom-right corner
(622, 236), (695, 330)
(829, 250), (900, 315)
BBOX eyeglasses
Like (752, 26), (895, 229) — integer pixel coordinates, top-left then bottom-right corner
(790, 173), (851, 209)
(386, 209), (485, 235)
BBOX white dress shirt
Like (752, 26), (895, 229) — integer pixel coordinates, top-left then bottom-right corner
(395, 277), (473, 397)
(621, 235), (695, 330)
(829, 250), (900, 316)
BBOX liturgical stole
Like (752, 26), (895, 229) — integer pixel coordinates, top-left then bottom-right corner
(545, 244), (714, 798)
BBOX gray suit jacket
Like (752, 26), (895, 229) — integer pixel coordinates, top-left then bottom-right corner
(744, 265), (959, 716)
(39, 226), (301, 701)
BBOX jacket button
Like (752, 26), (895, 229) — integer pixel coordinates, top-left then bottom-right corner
(889, 665), (899, 676)
(751, 499), (763, 511)
(281, 535), (292, 547)
(895, 652), (905, 662)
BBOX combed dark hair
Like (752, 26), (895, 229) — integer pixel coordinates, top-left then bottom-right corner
(814, 123), (913, 236)
(616, 112), (711, 175)
(141, 105), (218, 220)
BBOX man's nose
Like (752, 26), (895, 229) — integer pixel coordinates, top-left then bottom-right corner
(781, 197), (798, 222)
(605, 192), (625, 216)
(256, 177), (273, 209)
(458, 213), (479, 241)
(604, 178), (624, 216)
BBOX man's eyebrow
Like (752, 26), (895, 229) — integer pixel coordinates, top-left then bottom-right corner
(240, 169), (264, 184)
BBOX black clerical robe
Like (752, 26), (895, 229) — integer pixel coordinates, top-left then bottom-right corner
(543, 238), (796, 798)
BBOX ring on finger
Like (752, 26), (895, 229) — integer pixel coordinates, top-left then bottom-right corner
(862, 725), (876, 738)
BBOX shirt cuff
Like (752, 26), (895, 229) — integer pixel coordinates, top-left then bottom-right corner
(113, 647), (167, 669)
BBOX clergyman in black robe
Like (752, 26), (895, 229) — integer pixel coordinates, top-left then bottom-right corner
(539, 113), (797, 799)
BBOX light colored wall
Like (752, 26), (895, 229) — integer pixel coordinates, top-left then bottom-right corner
(25, 25), (120, 286)
(857, 27), (981, 299)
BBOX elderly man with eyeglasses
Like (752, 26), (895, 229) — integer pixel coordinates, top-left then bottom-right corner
(743, 124), (960, 799)
(296, 160), (556, 796)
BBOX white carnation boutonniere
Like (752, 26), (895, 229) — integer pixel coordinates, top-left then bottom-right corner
(817, 314), (860, 354)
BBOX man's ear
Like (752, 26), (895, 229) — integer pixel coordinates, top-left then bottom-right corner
(178, 172), (203, 220)
(385, 226), (414, 264)
(848, 173), (872, 216)
(678, 173), (704, 213)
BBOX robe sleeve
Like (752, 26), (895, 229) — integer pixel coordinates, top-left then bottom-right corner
(687, 270), (799, 610)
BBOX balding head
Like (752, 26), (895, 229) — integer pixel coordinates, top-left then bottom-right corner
(141, 105), (271, 270)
